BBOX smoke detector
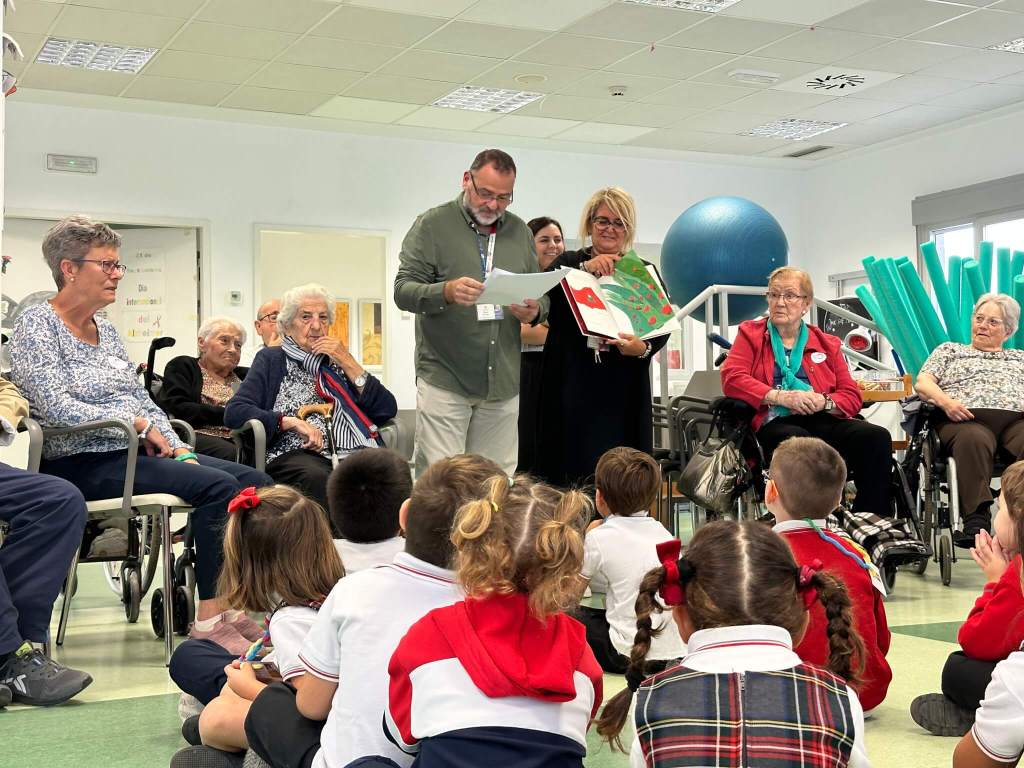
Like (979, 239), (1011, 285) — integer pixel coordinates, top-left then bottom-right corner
(608, 84), (628, 97)
(729, 69), (780, 86)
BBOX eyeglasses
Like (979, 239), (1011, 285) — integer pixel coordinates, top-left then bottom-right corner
(75, 258), (127, 277)
(592, 216), (626, 231)
(257, 311), (279, 323)
(973, 314), (1004, 329)
(767, 291), (807, 304)
(468, 173), (513, 204)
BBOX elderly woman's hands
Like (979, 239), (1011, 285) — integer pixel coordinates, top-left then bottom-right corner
(773, 389), (826, 415)
(281, 416), (324, 452)
(940, 397), (974, 423)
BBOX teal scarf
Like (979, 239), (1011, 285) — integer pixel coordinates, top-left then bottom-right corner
(769, 321), (811, 416)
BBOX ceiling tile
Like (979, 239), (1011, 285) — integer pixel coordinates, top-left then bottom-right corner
(343, 74), (457, 104)
(171, 22), (298, 60)
(311, 96), (420, 122)
(754, 28), (890, 65)
(478, 114), (584, 137)
(197, 0), (337, 34)
(997, 69), (1024, 85)
(252, 64), (365, 94)
(65, 0), (206, 17)
(52, 5), (184, 48)
(313, 7), (446, 46)
(640, 80), (754, 108)
(279, 37), (403, 72)
(416, 22), (548, 59)
(347, 0), (478, 17)
(593, 102), (705, 127)
(221, 86), (333, 114)
(679, 109), (776, 134)
(792, 96), (905, 121)
(562, 3), (704, 42)
(5, 32), (45, 65)
(379, 50), (501, 82)
(824, 121), (910, 144)
(834, 40), (969, 74)
(728, 89), (836, 115)
(145, 50), (264, 85)
(626, 127), (721, 151)
(396, 106), (503, 130)
(917, 49), (1024, 83)
(925, 82), (1024, 110)
(552, 121), (656, 144)
(661, 17), (799, 55)
(121, 75), (236, 106)
(471, 61), (591, 93)
(516, 94), (621, 120)
(692, 56), (821, 88)
(722, 0), (873, 26)
(911, 10), (1024, 48)
(701, 133), (792, 155)
(606, 46), (733, 79)
(993, 0), (1024, 11)
(5, 1), (63, 34)
(515, 34), (645, 70)
(19, 65), (134, 96)
(458, 0), (613, 32)
(558, 71), (677, 101)
(819, 0), (971, 37)
(855, 73), (975, 102)
(862, 103), (981, 131)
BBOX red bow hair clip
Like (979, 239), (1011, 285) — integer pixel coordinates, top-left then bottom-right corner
(227, 486), (261, 515)
(798, 559), (823, 610)
(656, 539), (695, 607)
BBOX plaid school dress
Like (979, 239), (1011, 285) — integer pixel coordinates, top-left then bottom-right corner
(635, 662), (857, 768)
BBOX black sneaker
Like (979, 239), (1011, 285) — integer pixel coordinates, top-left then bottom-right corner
(910, 693), (975, 736)
(0, 683), (11, 708)
(0, 643), (92, 706)
(169, 746), (244, 768)
(182, 714), (202, 746)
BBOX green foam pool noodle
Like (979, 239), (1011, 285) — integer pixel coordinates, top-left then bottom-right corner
(979, 241), (994, 291)
(1012, 251), (1024, 279)
(963, 259), (987, 304)
(947, 255), (962, 307)
(921, 241), (964, 344)
(854, 283), (905, 369)
(960, 260), (976, 341)
(898, 260), (948, 351)
(882, 259), (928, 371)
(861, 258), (912, 367)
(868, 257), (926, 372)
(1014, 275), (1024, 350)
(998, 248), (1012, 294)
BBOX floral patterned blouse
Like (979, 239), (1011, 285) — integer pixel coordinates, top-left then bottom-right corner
(920, 342), (1024, 411)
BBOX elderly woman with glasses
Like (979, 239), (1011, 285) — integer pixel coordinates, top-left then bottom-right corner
(225, 282), (397, 518)
(721, 266), (892, 517)
(9, 216), (271, 650)
(159, 316), (249, 461)
(916, 293), (1024, 547)
(535, 187), (667, 489)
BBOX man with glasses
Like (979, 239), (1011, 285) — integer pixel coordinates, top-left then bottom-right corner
(241, 298), (281, 366)
(395, 148), (546, 476)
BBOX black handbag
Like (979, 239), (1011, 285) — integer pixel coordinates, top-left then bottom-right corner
(678, 413), (751, 516)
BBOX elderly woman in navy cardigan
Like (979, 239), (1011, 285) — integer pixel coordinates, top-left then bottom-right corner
(225, 283), (397, 517)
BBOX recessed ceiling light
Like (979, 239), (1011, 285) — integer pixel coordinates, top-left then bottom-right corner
(989, 37), (1024, 54)
(432, 86), (542, 114)
(622, 0), (742, 12)
(35, 37), (157, 73)
(728, 69), (781, 86)
(741, 118), (847, 141)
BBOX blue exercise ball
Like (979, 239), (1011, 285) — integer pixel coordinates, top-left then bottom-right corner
(661, 196), (788, 324)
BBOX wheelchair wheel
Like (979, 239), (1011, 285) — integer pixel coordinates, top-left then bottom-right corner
(912, 556), (929, 575)
(173, 585), (195, 636)
(939, 532), (953, 587)
(139, 517), (161, 594)
(151, 588), (166, 639)
(122, 566), (141, 623)
(881, 563), (897, 593)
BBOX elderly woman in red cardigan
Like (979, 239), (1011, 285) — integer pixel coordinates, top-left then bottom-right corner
(720, 267), (892, 517)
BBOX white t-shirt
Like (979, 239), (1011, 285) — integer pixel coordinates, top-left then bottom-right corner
(972, 649), (1024, 763)
(333, 536), (405, 574)
(262, 605), (318, 681)
(299, 552), (461, 768)
(581, 513), (686, 660)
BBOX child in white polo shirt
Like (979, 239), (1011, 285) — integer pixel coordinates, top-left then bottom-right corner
(956, 646), (1024, 766)
(242, 454), (503, 768)
(577, 447), (685, 673)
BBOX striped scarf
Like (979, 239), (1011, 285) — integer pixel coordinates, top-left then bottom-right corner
(281, 335), (381, 451)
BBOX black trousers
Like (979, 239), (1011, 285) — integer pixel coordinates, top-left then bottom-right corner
(245, 681), (324, 768)
(168, 638), (234, 705)
(941, 650), (997, 711)
(266, 449), (331, 513)
(576, 606), (628, 674)
(194, 433), (239, 462)
(757, 412), (893, 517)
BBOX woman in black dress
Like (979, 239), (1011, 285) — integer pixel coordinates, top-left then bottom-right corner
(517, 216), (564, 473)
(536, 188), (667, 489)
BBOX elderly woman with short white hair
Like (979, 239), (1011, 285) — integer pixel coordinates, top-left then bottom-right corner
(160, 316), (249, 460)
(225, 283), (397, 519)
(916, 292), (1024, 547)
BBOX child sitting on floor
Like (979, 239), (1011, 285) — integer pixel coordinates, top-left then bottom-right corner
(597, 519), (870, 768)
(577, 446), (685, 673)
(327, 447), (410, 572)
(914, 458), (1024, 737)
(170, 485), (344, 768)
(769, 436), (892, 711)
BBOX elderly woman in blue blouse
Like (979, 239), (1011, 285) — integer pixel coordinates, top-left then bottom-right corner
(9, 215), (271, 653)
(225, 283), (397, 521)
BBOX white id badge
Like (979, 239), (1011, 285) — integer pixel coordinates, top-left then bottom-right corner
(476, 304), (503, 321)
(108, 356), (130, 369)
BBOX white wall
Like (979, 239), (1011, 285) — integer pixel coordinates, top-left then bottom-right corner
(4, 101), (806, 406)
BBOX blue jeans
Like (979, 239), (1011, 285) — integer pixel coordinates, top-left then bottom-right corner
(42, 451), (271, 600)
(0, 463), (87, 654)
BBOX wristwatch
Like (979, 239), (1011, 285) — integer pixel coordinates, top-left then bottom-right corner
(823, 395), (835, 412)
(353, 372), (368, 388)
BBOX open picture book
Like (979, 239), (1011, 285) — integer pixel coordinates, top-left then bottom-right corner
(561, 252), (680, 341)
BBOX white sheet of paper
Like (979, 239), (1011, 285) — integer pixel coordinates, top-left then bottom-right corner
(476, 267), (572, 306)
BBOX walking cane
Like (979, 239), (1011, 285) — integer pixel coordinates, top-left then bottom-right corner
(297, 402), (340, 468)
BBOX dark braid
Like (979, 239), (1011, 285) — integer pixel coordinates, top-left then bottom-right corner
(812, 570), (865, 685)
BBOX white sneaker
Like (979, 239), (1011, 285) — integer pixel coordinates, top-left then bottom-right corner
(87, 528), (129, 557)
(178, 692), (204, 721)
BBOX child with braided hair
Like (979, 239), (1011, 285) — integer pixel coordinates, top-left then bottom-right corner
(380, 475), (604, 767)
(596, 519), (871, 768)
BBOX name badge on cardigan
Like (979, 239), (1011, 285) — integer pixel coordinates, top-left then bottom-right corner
(476, 304), (503, 321)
